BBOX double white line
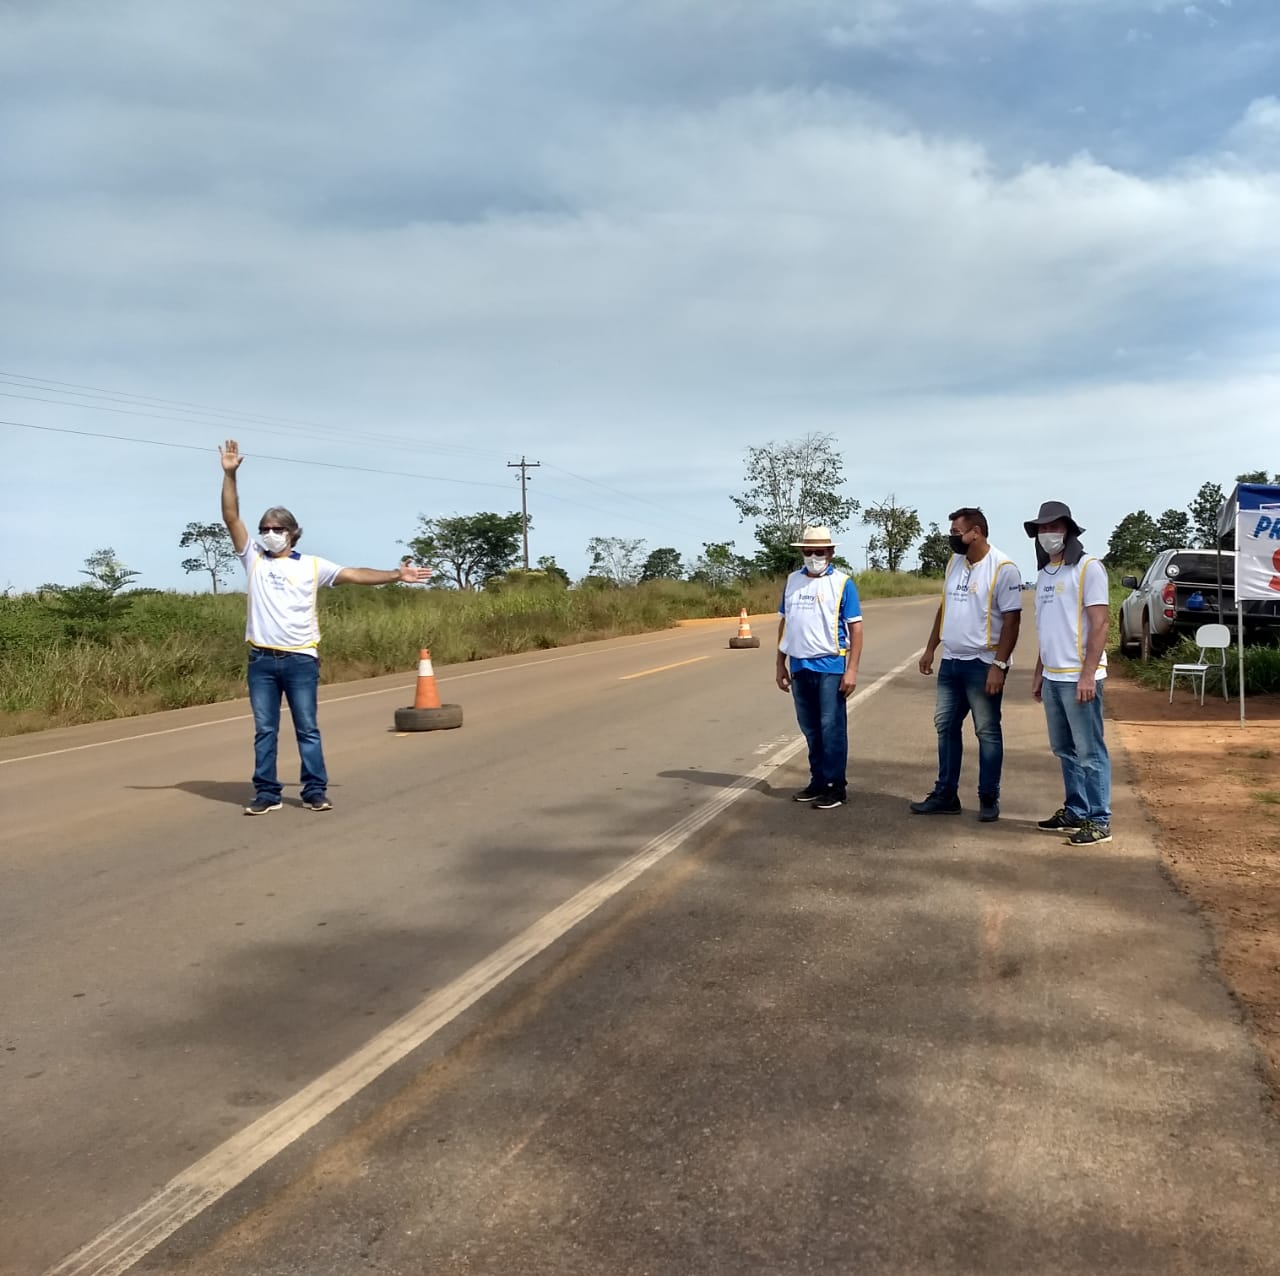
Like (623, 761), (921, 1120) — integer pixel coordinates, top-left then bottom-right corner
(48, 652), (920, 1276)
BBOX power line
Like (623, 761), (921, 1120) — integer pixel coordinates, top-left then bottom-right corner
(0, 370), (503, 460)
(0, 387), (503, 465)
(0, 416), (720, 539)
(0, 419), (517, 491)
(0, 369), (742, 543)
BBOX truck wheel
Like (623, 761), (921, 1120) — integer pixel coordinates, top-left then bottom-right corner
(395, 704), (463, 731)
(1140, 615), (1153, 663)
(1118, 615), (1135, 656)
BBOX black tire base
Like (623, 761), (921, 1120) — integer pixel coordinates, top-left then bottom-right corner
(395, 704), (464, 731)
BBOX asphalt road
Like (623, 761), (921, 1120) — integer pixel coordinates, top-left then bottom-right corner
(4, 597), (1280, 1275)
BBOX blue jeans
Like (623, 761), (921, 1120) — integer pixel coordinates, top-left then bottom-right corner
(933, 658), (1004, 800)
(791, 668), (848, 792)
(1041, 678), (1111, 825)
(247, 648), (328, 802)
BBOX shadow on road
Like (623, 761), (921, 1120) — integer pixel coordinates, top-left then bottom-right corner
(125, 780), (315, 807)
(657, 768), (791, 797)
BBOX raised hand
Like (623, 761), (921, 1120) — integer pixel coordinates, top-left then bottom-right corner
(220, 439), (244, 473)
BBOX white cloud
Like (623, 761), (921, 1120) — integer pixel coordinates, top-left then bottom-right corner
(1225, 95), (1280, 162)
(1, 1), (1279, 589)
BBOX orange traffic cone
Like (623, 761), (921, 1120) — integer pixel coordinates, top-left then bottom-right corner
(413, 648), (442, 708)
(394, 649), (463, 731)
(729, 608), (761, 649)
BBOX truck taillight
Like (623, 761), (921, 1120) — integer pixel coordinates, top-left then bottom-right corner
(1163, 583), (1175, 619)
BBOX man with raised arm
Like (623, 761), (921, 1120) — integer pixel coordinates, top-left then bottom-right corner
(220, 438), (432, 816)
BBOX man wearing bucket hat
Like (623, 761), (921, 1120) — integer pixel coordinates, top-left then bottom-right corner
(775, 526), (863, 809)
(1025, 500), (1113, 846)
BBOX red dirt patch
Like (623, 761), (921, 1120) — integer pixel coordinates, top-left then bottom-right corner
(1107, 676), (1280, 1100)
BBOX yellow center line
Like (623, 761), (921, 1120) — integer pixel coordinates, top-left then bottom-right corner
(620, 655), (710, 681)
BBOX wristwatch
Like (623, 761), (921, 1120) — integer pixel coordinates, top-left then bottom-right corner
(993, 659), (1011, 672)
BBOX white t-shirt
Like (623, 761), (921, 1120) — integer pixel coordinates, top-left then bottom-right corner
(939, 546), (1023, 662)
(1035, 556), (1109, 682)
(237, 541), (343, 656)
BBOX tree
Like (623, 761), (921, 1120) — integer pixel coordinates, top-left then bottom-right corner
(1104, 510), (1158, 567)
(861, 495), (921, 573)
(404, 512), (525, 589)
(640, 547), (684, 582)
(689, 541), (753, 587)
(80, 547), (139, 594)
(179, 521), (237, 593)
(1188, 482), (1225, 549)
(586, 536), (647, 586)
(535, 555), (571, 587)
(1152, 508), (1191, 554)
(916, 522), (951, 577)
(41, 548), (141, 642)
(865, 536), (887, 572)
(731, 433), (860, 569)
(1235, 470), (1280, 484)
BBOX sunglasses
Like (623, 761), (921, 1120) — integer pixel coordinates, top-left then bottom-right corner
(259, 525), (288, 534)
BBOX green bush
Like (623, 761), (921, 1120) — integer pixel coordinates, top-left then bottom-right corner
(1115, 637), (1280, 698)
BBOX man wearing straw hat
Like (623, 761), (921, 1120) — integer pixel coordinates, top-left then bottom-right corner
(220, 439), (432, 816)
(775, 526), (863, 809)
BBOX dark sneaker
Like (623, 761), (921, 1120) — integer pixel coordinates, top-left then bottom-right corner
(978, 797), (1000, 823)
(909, 791), (961, 815)
(814, 789), (846, 809)
(1037, 808), (1083, 833)
(793, 785), (825, 803)
(302, 796), (333, 812)
(1066, 820), (1112, 846)
(244, 797), (282, 816)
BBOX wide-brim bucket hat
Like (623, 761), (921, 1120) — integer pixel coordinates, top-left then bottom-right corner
(790, 525), (838, 549)
(1023, 501), (1083, 539)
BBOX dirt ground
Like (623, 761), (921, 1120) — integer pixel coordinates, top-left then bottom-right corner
(1107, 675), (1280, 1103)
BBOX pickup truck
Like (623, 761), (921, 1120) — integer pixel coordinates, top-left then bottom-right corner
(1118, 548), (1280, 660)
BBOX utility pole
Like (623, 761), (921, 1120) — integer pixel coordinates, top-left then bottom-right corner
(507, 456), (541, 569)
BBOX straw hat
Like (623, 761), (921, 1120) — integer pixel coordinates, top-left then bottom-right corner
(790, 525), (838, 549)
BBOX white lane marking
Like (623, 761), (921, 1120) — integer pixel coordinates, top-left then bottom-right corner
(0, 634), (694, 766)
(45, 650), (921, 1276)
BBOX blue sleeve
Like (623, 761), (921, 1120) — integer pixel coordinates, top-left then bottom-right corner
(778, 588), (787, 616)
(841, 578), (862, 625)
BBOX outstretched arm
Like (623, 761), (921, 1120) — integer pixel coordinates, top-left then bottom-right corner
(335, 560), (433, 586)
(219, 439), (249, 553)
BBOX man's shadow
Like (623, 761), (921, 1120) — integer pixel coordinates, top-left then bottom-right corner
(657, 770), (790, 798)
(127, 781), (297, 807)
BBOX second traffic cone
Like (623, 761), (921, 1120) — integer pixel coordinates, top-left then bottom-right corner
(729, 607), (761, 649)
(413, 648), (442, 709)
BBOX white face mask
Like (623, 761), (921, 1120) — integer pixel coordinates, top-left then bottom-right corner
(803, 553), (829, 574)
(1037, 532), (1066, 557)
(259, 529), (290, 554)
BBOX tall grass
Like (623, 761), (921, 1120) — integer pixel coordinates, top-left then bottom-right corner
(0, 571), (938, 735)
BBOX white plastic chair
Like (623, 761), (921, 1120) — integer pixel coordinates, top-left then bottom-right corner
(1168, 623), (1231, 704)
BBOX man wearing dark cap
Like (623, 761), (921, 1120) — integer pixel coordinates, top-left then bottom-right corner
(1025, 501), (1112, 845)
(220, 439), (432, 815)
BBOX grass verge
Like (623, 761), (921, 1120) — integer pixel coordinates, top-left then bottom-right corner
(0, 571), (939, 736)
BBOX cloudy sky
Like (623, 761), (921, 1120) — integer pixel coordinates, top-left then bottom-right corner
(2, 0), (1277, 592)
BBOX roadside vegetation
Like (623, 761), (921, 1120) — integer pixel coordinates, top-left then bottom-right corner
(0, 570), (938, 736)
(1106, 575), (1280, 698)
